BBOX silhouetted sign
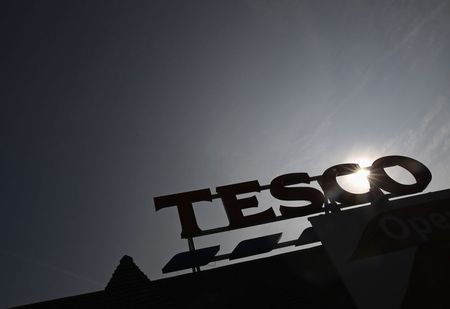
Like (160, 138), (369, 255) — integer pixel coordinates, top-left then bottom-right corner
(309, 189), (450, 309)
(351, 197), (450, 308)
(352, 198), (450, 259)
(353, 196), (450, 309)
(161, 229), (316, 273)
(154, 155), (431, 238)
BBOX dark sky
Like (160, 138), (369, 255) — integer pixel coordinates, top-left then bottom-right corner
(1, 1), (450, 307)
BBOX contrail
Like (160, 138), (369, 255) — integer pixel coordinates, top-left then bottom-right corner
(0, 249), (103, 288)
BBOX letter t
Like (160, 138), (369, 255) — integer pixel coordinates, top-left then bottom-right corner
(154, 189), (212, 238)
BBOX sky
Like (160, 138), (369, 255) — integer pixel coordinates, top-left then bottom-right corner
(1, 0), (450, 307)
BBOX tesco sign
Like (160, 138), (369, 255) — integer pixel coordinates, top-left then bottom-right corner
(154, 155), (431, 238)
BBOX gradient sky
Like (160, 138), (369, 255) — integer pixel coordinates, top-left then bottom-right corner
(1, 1), (450, 307)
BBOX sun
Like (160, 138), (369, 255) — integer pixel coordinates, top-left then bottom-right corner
(345, 168), (371, 192)
(352, 157), (372, 169)
(338, 157), (373, 193)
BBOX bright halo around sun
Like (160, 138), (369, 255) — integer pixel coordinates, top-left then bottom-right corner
(344, 168), (371, 192)
(338, 157), (373, 193)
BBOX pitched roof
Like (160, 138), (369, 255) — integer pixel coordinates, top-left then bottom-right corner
(105, 255), (151, 293)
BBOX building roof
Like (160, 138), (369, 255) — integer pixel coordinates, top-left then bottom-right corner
(17, 190), (450, 308)
(13, 245), (356, 308)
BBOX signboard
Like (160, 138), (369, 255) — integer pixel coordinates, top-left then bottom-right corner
(153, 155), (434, 273)
(309, 189), (450, 309)
(154, 155), (431, 238)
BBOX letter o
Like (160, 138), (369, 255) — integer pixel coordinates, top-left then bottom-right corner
(369, 155), (431, 195)
(379, 215), (411, 240)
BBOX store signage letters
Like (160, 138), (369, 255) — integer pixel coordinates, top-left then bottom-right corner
(154, 156), (432, 238)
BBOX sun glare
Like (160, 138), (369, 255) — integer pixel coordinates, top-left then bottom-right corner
(338, 156), (374, 193)
(353, 158), (372, 168)
(346, 168), (371, 192)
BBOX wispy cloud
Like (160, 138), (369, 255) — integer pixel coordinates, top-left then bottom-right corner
(381, 97), (449, 156)
(379, 96), (450, 190)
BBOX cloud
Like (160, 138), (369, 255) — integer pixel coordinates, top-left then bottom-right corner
(380, 96), (450, 189)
